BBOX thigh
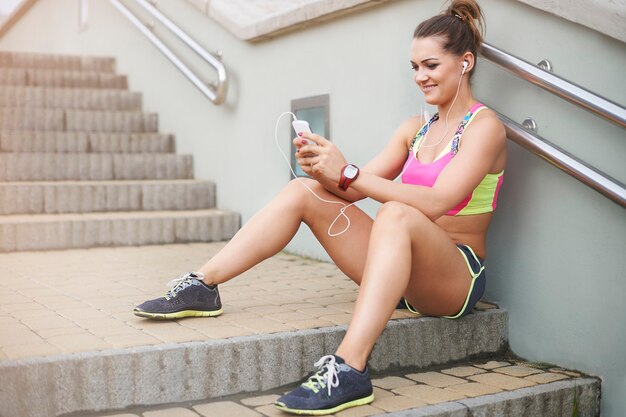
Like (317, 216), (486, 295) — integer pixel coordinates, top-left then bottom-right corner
(400, 208), (473, 317)
(296, 179), (373, 284)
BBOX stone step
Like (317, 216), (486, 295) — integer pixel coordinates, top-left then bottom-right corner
(0, 68), (128, 89)
(0, 153), (193, 181)
(0, 131), (174, 154)
(0, 108), (158, 132)
(79, 364), (599, 417)
(0, 86), (142, 111)
(0, 311), (507, 416)
(0, 51), (116, 72)
(0, 180), (216, 215)
(0, 209), (240, 252)
(0, 242), (506, 416)
(0, 243), (597, 417)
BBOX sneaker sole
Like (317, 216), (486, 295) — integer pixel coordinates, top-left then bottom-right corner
(133, 308), (224, 320)
(274, 393), (374, 416)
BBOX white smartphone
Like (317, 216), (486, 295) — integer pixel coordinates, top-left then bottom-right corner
(292, 120), (317, 146)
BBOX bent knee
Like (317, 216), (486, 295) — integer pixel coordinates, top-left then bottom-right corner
(283, 178), (326, 208)
(376, 201), (429, 226)
(285, 178), (323, 198)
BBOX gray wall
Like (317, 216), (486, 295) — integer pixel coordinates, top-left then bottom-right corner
(1, 0), (624, 415)
(473, 4), (626, 417)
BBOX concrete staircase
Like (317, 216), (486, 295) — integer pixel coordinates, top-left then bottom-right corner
(0, 52), (601, 417)
(0, 51), (239, 252)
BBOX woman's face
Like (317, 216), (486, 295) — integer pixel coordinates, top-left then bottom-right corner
(410, 36), (466, 106)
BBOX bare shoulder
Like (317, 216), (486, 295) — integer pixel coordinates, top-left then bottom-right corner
(466, 107), (506, 146)
(458, 107), (507, 173)
(399, 114), (425, 134)
(396, 114), (426, 147)
(474, 108), (505, 135)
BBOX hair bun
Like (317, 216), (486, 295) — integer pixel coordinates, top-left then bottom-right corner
(448, 0), (485, 51)
(448, 0), (481, 22)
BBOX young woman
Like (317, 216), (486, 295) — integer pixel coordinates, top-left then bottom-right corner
(134, 0), (506, 414)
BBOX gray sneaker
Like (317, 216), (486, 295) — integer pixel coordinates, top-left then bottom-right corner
(275, 354), (374, 415)
(133, 272), (223, 319)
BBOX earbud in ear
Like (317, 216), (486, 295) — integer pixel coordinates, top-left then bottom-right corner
(461, 61), (469, 75)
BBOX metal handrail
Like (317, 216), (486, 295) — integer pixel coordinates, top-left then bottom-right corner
(109, 0), (227, 105)
(482, 43), (626, 129)
(0, 0), (37, 39)
(498, 113), (626, 207)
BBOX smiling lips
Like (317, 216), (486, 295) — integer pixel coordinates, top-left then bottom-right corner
(421, 84), (437, 93)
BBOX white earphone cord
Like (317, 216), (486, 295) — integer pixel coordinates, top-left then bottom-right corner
(274, 112), (355, 237)
(399, 64), (465, 179)
(274, 64), (465, 237)
(416, 62), (465, 150)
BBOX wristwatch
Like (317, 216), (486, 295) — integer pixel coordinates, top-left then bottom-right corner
(338, 164), (360, 191)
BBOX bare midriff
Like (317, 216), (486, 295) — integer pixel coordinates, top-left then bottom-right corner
(436, 212), (492, 259)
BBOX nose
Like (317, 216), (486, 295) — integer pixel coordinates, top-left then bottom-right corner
(414, 69), (427, 83)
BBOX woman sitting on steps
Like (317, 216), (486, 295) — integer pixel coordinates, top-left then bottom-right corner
(134, 0), (506, 414)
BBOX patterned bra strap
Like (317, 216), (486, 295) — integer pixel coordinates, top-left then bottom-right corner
(410, 103), (487, 154)
(410, 113), (439, 151)
(450, 103), (487, 154)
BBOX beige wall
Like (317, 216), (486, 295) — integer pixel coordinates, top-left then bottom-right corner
(1, 0), (625, 415)
(516, 0), (626, 42)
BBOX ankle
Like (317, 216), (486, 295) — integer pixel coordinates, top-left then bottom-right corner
(196, 267), (219, 286)
(201, 276), (219, 287)
(335, 351), (367, 373)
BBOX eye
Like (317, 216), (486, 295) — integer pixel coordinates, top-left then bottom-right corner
(427, 64), (439, 70)
(411, 65), (418, 71)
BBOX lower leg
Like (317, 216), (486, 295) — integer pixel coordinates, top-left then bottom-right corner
(198, 182), (307, 285)
(198, 179), (372, 286)
(336, 202), (474, 370)
(335, 207), (412, 370)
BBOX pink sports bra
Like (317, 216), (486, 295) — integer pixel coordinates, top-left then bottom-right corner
(401, 102), (504, 216)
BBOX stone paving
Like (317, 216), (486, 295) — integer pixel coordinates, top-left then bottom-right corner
(81, 359), (582, 417)
(0, 242), (591, 417)
(0, 241), (455, 361)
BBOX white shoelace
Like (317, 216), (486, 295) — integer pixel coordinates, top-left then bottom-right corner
(164, 272), (204, 300)
(303, 355), (340, 396)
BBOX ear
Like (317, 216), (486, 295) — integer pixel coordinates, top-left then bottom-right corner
(461, 52), (475, 74)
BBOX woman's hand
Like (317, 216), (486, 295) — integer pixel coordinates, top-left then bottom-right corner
(293, 132), (347, 183)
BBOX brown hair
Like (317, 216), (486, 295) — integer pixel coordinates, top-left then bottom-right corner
(413, 0), (485, 73)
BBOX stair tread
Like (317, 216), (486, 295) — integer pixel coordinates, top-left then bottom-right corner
(0, 130), (171, 137)
(0, 179), (211, 186)
(0, 68), (128, 89)
(0, 85), (136, 93)
(0, 130), (169, 135)
(0, 241), (500, 358)
(89, 366), (593, 417)
(0, 86), (142, 111)
(0, 179), (217, 215)
(0, 51), (116, 72)
(0, 152), (182, 156)
(0, 108), (159, 132)
(0, 130), (175, 153)
(0, 208), (235, 223)
(0, 153), (193, 181)
(0, 107), (150, 114)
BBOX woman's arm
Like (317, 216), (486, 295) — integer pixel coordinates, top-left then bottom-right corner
(299, 111), (506, 219)
(351, 112), (506, 219)
(295, 116), (423, 202)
